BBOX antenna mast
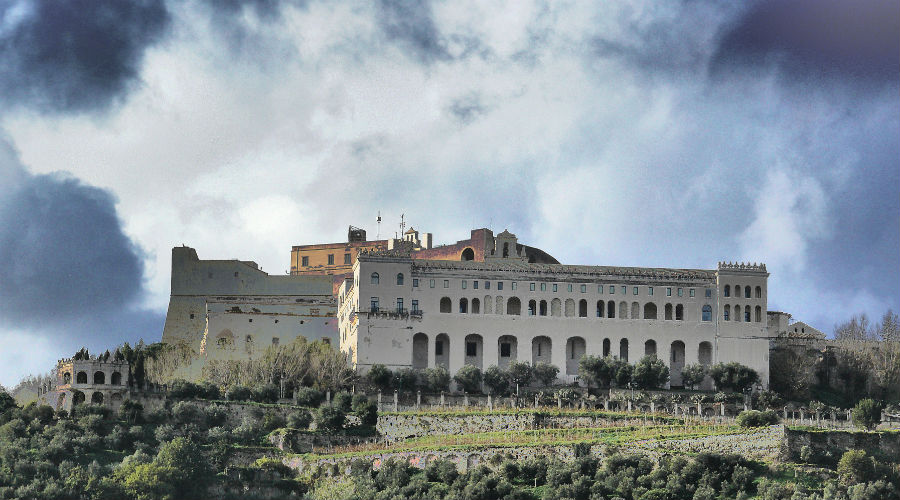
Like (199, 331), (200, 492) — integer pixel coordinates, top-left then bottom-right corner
(376, 211), (382, 239)
(400, 213), (406, 236)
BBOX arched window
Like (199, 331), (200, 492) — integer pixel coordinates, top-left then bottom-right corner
(744, 305), (751, 322)
(744, 286), (751, 299)
(91, 392), (103, 404)
(597, 300), (604, 317)
(111, 372), (122, 385)
(539, 300), (547, 316)
(619, 301), (628, 319)
(440, 297), (452, 313)
(755, 305), (762, 322)
(702, 305), (712, 322)
(724, 305), (730, 321)
(472, 298), (481, 314)
(94, 371), (105, 385)
(619, 339), (629, 362)
(603, 338), (611, 357)
(578, 299), (587, 317)
(734, 285), (741, 297)
(565, 299), (575, 317)
(459, 298), (468, 314)
(461, 248), (475, 261)
(675, 304), (684, 321)
(371, 272), (379, 284)
(507, 297), (521, 315)
(63, 372), (72, 385)
(643, 303), (657, 319)
(496, 296), (504, 315)
(631, 302), (639, 319)
(664, 303), (673, 320)
(528, 299), (537, 316)
(724, 285), (730, 297)
(645, 340), (657, 357)
(503, 242), (509, 258)
(551, 298), (561, 316)
(755, 286), (762, 298)
(396, 273), (404, 285)
(607, 300), (615, 319)
(484, 295), (493, 314)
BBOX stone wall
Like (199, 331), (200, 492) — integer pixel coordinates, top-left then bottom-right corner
(284, 425), (784, 476)
(782, 428), (900, 465)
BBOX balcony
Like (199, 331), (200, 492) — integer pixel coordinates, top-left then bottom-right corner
(358, 308), (422, 319)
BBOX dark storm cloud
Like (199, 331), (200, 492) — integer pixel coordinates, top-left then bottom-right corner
(711, 0), (900, 84)
(376, 0), (450, 63)
(0, 0), (170, 114)
(194, 0), (306, 56)
(0, 146), (162, 345)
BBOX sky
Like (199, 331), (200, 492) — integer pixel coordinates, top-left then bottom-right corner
(0, 0), (897, 387)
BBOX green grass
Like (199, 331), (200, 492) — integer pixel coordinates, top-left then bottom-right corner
(291, 423), (745, 460)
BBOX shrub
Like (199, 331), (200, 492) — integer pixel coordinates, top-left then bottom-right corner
(352, 397), (378, 426)
(837, 449), (874, 485)
(453, 365), (482, 393)
(391, 368), (420, 393)
(295, 387), (324, 407)
(227, 385), (252, 402)
(632, 356), (670, 389)
(171, 402), (204, 427)
(118, 400), (143, 424)
(261, 413), (286, 432)
(483, 366), (510, 395)
(507, 361), (533, 390)
(736, 410), (779, 427)
(578, 355), (610, 388)
(534, 362), (559, 387)
(204, 404), (228, 428)
(680, 363), (707, 390)
(168, 379), (201, 399)
(332, 391), (353, 412)
(424, 366), (451, 393)
(287, 410), (312, 430)
(199, 382), (221, 400)
(251, 383), (279, 403)
(852, 398), (882, 431)
(709, 362), (759, 392)
(366, 364), (393, 392)
(315, 406), (346, 433)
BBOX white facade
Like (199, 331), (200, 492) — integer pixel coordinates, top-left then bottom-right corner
(339, 255), (772, 389)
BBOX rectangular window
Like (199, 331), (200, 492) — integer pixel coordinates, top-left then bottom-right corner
(412, 278), (419, 288)
(568, 284), (573, 292)
(344, 253), (351, 265)
(689, 288), (695, 297)
(466, 342), (477, 357)
(301, 256), (309, 267)
(500, 343), (511, 357)
(705, 288), (712, 298)
(429, 279), (435, 288)
(272, 337), (279, 346)
(444, 280), (450, 288)
(435, 340), (444, 356)
(485, 281), (491, 290)
(598, 285), (603, 293)
(666, 287), (672, 296)
(541, 283), (547, 291)
(633, 287), (639, 295)
(327, 254), (334, 265)
(512, 282), (517, 290)
(473, 281), (479, 289)
(462, 280), (467, 289)
(553, 284), (558, 292)
(678, 288), (683, 297)
(498, 282), (504, 290)
(370, 297), (379, 312)
(396, 298), (403, 312)
(648, 286), (653, 296)
(621, 286), (627, 295)
(411, 299), (419, 312)
(580, 284), (587, 293)
(530, 283), (536, 291)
